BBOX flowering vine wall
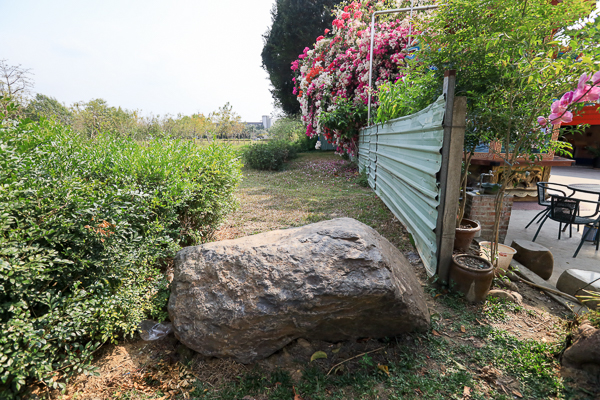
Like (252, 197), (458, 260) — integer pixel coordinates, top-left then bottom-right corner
(293, 0), (420, 156)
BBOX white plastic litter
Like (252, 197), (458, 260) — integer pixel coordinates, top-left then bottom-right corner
(138, 320), (173, 341)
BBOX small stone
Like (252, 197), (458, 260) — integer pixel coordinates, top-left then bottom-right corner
(291, 369), (303, 383)
(511, 291), (523, 304)
(498, 279), (519, 293)
(488, 289), (523, 304)
(505, 270), (520, 282)
(296, 338), (312, 350)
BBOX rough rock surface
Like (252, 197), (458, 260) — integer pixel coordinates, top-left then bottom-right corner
(488, 289), (522, 304)
(562, 321), (600, 379)
(168, 218), (430, 363)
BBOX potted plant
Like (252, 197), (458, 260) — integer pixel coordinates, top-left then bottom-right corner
(449, 254), (494, 302)
(585, 145), (600, 169)
(419, 0), (598, 273)
(454, 130), (481, 252)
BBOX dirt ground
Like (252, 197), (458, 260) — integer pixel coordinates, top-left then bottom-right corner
(32, 154), (599, 399)
(38, 257), (597, 400)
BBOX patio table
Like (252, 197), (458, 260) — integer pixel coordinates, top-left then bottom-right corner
(568, 183), (600, 213)
(567, 183), (600, 196)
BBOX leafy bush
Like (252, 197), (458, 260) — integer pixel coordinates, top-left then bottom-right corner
(355, 169), (369, 187)
(0, 117), (242, 397)
(293, 134), (319, 153)
(242, 140), (298, 171)
(375, 72), (443, 124)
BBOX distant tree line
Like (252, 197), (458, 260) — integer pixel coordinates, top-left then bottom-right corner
(1, 59), (264, 140)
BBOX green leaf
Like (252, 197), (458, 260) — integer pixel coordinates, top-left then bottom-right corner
(310, 351), (328, 362)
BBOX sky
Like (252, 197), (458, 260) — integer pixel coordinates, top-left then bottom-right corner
(0, 0), (278, 122)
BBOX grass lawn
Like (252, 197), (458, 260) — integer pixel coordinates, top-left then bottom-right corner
(215, 151), (412, 253)
(54, 152), (598, 400)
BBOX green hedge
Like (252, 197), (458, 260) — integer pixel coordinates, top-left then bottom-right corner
(293, 135), (319, 152)
(242, 140), (298, 171)
(0, 117), (242, 397)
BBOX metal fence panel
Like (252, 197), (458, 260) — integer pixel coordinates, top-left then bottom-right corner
(318, 135), (336, 151)
(358, 131), (370, 174)
(359, 96), (446, 276)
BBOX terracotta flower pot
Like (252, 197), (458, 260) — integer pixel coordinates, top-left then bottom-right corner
(454, 218), (481, 252)
(449, 254), (494, 303)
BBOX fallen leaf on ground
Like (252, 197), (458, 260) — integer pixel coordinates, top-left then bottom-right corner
(512, 389), (523, 398)
(461, 325), (466, 333)
(293, 386), (304, 400)
(377, 364), (390, 376)
(463, 386), (471, 396)
(432, 330), (441, 336)
(310, 351), (327, 362)
(331, 347), (340, 354)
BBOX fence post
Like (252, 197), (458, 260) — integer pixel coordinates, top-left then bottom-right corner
(436, 70), (467, 283)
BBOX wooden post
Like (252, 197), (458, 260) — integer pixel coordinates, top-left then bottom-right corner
(436, 70), (467, 283)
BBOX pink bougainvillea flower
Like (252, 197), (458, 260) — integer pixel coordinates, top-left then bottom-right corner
(332, 19), (344, 29)
(316, 35), (324, 42)
(537, 116), (547, 127)
(559, 91), (574, 107)
(324, 28), (330, 34)
(574, 85), (600, 103)
(578, 73), (591, 88)
(571, 72), (600, 103)
(342, 12), (351, 20)
(549, 110), (573, 125)
(550, 99), (566, 115)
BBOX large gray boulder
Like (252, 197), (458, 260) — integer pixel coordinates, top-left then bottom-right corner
(168, 218), (430, 363)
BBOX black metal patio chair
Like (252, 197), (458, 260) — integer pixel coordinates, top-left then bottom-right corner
(532, 195), (600, 258)
(573, 198), (600, 258)
(525, 182), (574, 229)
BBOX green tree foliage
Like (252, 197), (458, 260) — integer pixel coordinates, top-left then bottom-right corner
(70, 98), (126, 138)
(0, 113), (242, 397)
(417, 0), (598, 255)
(211, 102), (245, 140)
(269, 116), (305, 141)
(24, 94), (72, 125)
(261, 0), (340, 116)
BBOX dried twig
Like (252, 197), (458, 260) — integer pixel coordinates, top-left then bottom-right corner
(326, 346), (386, 376)
(515, 277), (580, 303)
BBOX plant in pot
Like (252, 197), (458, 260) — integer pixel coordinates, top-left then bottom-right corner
(454, 129), (481, 252)
(420, 0), (598, 277)
(449, 254), (494, 302)
(585, 145), (600, 169)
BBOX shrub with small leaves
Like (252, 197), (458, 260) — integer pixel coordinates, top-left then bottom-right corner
(242, 140), (298, 171)
(0, 116), (241, 397)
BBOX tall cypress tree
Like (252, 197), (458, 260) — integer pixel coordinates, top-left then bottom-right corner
(262, 0), (339, 116)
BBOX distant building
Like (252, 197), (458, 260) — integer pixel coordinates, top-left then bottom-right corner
(245, 122), (264, 129)
(262, 115), (272, 130)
